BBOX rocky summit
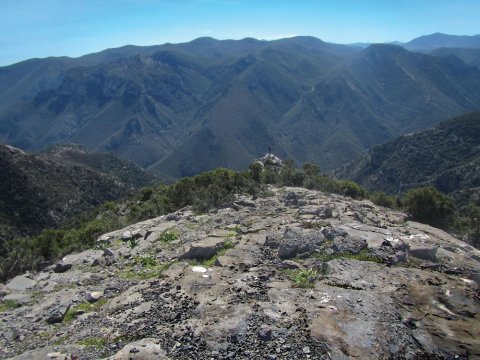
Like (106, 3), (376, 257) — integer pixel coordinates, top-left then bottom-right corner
(1, 187), (479, 359)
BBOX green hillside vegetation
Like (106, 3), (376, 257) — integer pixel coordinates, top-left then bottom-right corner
(0, 168), (261, 281)
(335, 111), (480, 208)
(0, 143), (155, 242)
(38, 143), (157, 188)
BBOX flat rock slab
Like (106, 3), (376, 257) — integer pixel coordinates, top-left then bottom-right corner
(215, 246), (261, 268)
(409, 244), (438, 262)
(5, 275), (37, 292)
(107, 338), (168, 359)
(278, 227), (325, 259)
(179, 237), (226, 260)
(3, 186), (480, 360)
(7, 346), (85, 360)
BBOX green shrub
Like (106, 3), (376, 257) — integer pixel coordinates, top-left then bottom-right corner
(338, 180), (367, 199)
(248, 162), (263, 183)
(403, 186), (456, 229)
(302, 163), (321, 177)
(140, 187), (154, 202)
(369, 192), (397, 208)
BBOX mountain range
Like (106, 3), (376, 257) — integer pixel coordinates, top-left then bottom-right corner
(1, 34), (480, 179)
(335, 111), (480, 206)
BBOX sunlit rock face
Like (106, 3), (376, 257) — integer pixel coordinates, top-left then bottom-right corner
(1, 186), (479, 359)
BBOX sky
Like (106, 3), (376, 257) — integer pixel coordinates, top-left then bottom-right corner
(1, 0), (479, 66)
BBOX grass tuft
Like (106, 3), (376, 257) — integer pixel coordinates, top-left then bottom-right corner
(285, 268), (319, 288)
(77, 337), (108, 347)
(189, 240), (236, 267)
(120, 256), (173, 280)
(63, 298), (107, 323)
(157, 230), (178, 243)
(0, 299), (21, 312)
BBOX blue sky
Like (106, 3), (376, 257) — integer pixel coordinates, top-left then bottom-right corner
(1, 0), (479, 66)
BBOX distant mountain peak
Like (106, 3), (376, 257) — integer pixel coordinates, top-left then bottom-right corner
(404, 33), (480, 51)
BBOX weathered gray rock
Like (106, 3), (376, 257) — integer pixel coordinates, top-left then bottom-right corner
(215, 247), (260, 268)
(278, 260), (302, 269)
(321, 226), (347, 241)
(258, 325), (273, 341)
(234, 199), (256, 208)
(321, 226), (369, 254)
(409, 244), (438, 262)
(318, 205), (333, 219)
(283, 191), (298, 206)
(179, 237), (226, 260)
(332, 235), (368, 254)
(278, 227), (325, 259)
(265, 235), (280, 249)
(107, 338), (168, 359)
(3, 186), (480, 360)
(53, 262), (72, 273)
(5, 275), (36, 292)
(46, 304), (70, 324)
(6, 346), (85, 360)
(103, 248), (115, 257)
(299, 205), (332, 219)
(132, 228), (147, 239)
(372, 239), (409, 265)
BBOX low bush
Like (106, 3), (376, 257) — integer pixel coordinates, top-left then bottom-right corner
(403, 186), (455, 229)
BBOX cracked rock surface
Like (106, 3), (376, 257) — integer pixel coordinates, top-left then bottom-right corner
(1, 187), (479, 359)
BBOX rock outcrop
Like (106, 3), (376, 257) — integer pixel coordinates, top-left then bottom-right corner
(1, 187), (479, 359)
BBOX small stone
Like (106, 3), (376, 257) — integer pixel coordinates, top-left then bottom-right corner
(278, 260), (302, 270)
(265, 235), (280, 249)
(303, 346), (311, 354)
(258, 326), (273, 341)
(103, 248), (115, 257)
(85, 291), (104, 303)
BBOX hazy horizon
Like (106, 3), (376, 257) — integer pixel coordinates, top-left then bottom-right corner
(1, 0), (480, 66)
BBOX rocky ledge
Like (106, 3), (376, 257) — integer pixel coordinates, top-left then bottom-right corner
(1, 187), (479, 359)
